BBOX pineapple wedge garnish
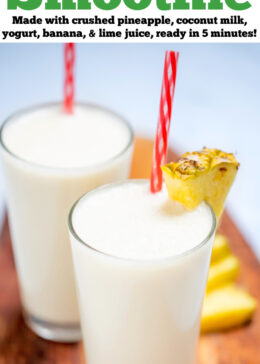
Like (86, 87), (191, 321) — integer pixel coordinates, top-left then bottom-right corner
(211, 234), (230, 263)
(207, 255), (240, 291)
(161, 148), (239, 219)
(201, 284), (257, 333)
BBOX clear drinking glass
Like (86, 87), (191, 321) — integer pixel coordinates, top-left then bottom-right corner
(0, 102), (133, 342)
(68, 180), (216, 364)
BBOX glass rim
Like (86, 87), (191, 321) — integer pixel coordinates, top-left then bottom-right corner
(68, 179), (217, 264)
(0, 101), (134, 173)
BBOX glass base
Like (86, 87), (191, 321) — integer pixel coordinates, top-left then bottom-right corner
(24, 312), (81, 343)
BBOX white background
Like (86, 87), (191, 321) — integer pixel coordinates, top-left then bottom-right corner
(0, 43), (259, 259)
(0, 0), (260, 42)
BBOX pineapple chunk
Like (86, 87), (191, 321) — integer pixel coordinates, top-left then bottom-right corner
(207, 255), (239, 291)
(211, 234), (230, 263)
(201, 284), (257, 333)
(162, 148), (239, 219)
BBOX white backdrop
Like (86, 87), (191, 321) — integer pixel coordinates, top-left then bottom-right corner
(0, 43), (259, 259)
(1, 1), (260, 43)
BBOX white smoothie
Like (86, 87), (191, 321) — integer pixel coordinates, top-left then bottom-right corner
(69, 180), (216, 364)
(0, 103), (133, 341)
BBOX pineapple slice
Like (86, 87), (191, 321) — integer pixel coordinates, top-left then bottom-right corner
(207, 255), (239, 291)
(201, 284), (257, 333)
(161, 148), (239, 219)
(211, 234), (231, 263)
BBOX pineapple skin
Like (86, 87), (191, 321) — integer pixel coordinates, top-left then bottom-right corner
(162, 148), (239, 220)
(201, 284), (257, 333)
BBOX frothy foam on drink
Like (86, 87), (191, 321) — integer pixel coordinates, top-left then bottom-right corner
(3, 104), (130, 168)
(72, 181), (213, 260)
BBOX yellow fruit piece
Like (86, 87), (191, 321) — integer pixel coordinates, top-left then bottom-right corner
(162, 148), (239, 219)
(207, 255), (239, 291)
(211, 234), (230, 263)
(201, 284), (257, 333)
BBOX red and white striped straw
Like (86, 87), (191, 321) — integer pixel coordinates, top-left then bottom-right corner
(64, 43), (75, 114)
(150, 51), (179, 193)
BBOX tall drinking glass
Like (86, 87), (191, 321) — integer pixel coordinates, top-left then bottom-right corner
(0, 102), (133, 342)
(69, 180), (216, 364)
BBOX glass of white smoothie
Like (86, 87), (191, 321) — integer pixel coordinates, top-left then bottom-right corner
(68, 180), (216, 364)
(0, 102), (133, 342)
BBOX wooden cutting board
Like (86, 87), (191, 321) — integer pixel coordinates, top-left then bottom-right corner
(0, 137), (259, 364)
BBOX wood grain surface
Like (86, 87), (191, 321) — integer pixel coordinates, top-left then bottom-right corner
(0, 137), (259, 364)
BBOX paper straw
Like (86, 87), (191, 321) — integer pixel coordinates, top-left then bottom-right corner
(64, 43), (75, 114)
(150, 51), (179, 193)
